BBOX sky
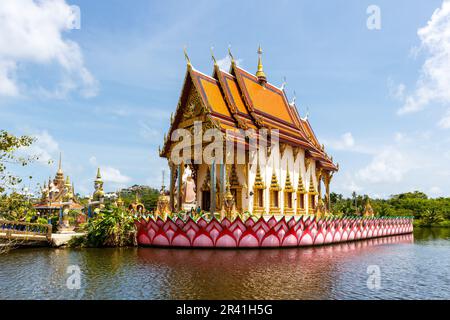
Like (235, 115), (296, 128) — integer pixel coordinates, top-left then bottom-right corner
(1, 0), (450, 199)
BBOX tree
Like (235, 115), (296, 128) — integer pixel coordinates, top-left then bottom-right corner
(0, 130), (36, 194)
(419, 209), (444, 227)
(0, 130), (38, 220)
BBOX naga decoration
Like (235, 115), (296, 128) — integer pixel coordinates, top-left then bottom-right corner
(136, 216), (413, 248)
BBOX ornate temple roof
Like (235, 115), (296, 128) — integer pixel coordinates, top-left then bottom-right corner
(161, 48), (337, 171)
(34, 153), (83, 210)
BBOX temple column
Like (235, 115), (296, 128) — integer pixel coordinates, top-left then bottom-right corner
(210, 161), (216, 214)
(325, 173), (332, 212)
(169, 163), (175, 212)
(220, 163), (226, 210)
(177, 163), (184, 211)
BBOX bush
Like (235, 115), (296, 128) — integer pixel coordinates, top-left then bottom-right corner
(71, 207), (137, 247)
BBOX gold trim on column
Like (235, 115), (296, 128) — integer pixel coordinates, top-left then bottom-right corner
(283, 169), (294, 215)
(296, 171), (307, 215)
(269, 170), (281, 215)
(252, 165), (266, 215)
(308, 173), (318, 213)
(229, 164), (242, 212)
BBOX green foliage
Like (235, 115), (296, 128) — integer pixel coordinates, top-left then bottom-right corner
(0, 192), (36, 221)
(330, 191), (450, 227)
(418, 209), (444, 227)
(0, 130), (37, 194)
(118, 186), (159, 211)
(70, 207), (137, 247)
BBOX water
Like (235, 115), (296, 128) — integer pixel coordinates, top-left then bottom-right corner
(1, 228), (449, 300)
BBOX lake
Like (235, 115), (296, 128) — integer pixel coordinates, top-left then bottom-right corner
(1, 228), (449, 299)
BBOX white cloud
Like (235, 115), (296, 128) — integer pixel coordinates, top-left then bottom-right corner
(89, 156), (97, 166)
(216, 54), (242, 71)
(87, 156), (130, 184)
(19, 130), (59, 165)
(324, 132), (355, 151)
(101, 166), (131, 184)
(356, 147), (412, 184)
(438, 109), (450, 128)
(398, 1), (450, 115)
(0, 0), (98, 98)
(394, 132), (406, 143)
(429, 186), (443, 196)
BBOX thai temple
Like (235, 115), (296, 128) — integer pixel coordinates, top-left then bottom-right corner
(159, 47), (338, 218)
(34, 154), (83, 215)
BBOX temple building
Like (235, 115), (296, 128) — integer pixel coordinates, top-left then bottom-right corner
(160, 47), (338, 217)
(34, 154), (83, 216)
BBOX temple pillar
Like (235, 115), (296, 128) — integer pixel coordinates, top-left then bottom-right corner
(325, 173), (332, 212)
(210, 161), (216, 214)
(169, 163), (175, 212)
(177, 163), (184, 212)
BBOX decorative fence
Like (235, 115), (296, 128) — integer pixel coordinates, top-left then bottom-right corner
(136, 216), (413, 248)
(0, 220), (52, 242)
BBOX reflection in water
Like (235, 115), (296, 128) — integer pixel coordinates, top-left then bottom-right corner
(136, 234), (414, 300)
(1, 231), (449, 299)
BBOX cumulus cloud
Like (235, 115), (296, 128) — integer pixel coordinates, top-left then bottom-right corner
(18, 130), (59, 165)
(429, 186), (443, 196)
(326, 132), (355, 150)
(0, 0), (98, 97)
(438, 109), (450, 129)
(398, 1), (450, 116)
(216, 54), (242, 71)
(101, 166), (131, 184)
(356, 147), (413, 183)
(88, 155), (130, 184)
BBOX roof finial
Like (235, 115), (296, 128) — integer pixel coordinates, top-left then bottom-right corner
(96, 167), (102, 181)
(183, 46), (191, 69)
(305, 105), (310, 119)
(228, 45), (235, 67)
(211, 46), (217, 67)
(290, 90), (297, 105)
(281, 76), (287, 91)
(57, 152), (63, 174)
(256, 45), (267, 84)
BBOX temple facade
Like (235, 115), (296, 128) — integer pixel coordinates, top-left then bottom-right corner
(160, 48), (338, 217)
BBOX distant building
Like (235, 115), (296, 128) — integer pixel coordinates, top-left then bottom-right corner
(34, 154), (83, 216)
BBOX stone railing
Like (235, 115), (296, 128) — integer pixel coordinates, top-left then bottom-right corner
(0, 219), (52, 242)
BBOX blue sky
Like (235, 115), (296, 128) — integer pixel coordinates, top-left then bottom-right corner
(1, 0), (450, 198)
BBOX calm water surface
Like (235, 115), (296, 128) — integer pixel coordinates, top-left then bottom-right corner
(1, 228), (449, 299)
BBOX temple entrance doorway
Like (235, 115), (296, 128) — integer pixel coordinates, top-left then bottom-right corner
(202, 191), (211, 211)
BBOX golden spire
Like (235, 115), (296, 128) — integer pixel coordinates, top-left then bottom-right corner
(256, 45), (267, 84)
(96, 168), (102, 181)
(65, 176), (71, 188)
(57, 152), (63, 174)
